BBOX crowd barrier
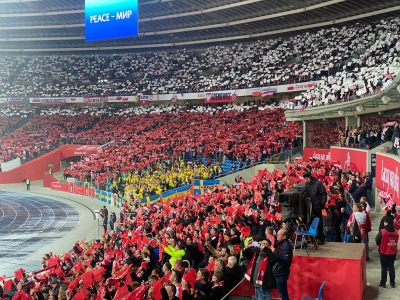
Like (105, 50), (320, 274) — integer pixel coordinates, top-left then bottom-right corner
(49, 179), (221, 209)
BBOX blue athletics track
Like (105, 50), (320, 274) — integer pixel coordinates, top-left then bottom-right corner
(0, 191), (80, 276)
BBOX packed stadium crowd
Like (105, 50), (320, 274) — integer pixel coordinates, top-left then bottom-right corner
(1, 156), (389, 300)
(1, 5), (400, 300)
(0, 17), (398, 103)
(57, 102), (302, 195)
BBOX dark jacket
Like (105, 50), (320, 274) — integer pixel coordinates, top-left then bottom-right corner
(351, 186), (366, 203)
(348, 180), (357, 194)
(125, 255), (139, 267)
(384, 127), (393, 142)
(244, 247), (277, 290)
(208, 285), (225, 300)
(226, 264), (244, 291)
(272, 238), (293, 277)
(305, 177), (327, 210)
(364, 176), (372, 191)
(161, 288), (180, 300)
(180, 240), (201, 264)
(368, 135), (377, 146)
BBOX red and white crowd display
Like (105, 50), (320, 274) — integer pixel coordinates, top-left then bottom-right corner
(376, 153), (400, 204)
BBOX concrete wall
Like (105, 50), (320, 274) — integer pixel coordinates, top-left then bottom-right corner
(218, 164), (286, 184)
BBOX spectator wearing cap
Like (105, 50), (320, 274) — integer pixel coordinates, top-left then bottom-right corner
(304, 171), (327, 244)
(376, 217), (399, 288)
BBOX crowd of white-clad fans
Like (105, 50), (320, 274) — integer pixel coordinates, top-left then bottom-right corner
(295, 17), (400, 107)
(0, 17), (398, 104)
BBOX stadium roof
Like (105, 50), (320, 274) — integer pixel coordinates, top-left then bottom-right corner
(0, 0), (399, 52)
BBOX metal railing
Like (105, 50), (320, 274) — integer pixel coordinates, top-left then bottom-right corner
(221, 278), (247, 300)
(339, 140), (385, 150)
(344, 190), (355, 208)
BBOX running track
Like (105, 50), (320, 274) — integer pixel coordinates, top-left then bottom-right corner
(0, 191), (80, 276)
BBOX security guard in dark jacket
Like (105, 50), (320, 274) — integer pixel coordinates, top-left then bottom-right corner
(376, 217), (399, 288)
(304, 171), (327, 243)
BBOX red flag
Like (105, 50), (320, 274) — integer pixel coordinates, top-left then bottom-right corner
(0, 274), (7, 281)
(54, 266), (64, 277)
(47, 257), (59, 267)
(150, 278), (164, 300)
(240, 226), (251, 237)
(206, 259), (216, 272)
(210, 216), (221, 225)
(123, 285), (149, 300)
(3, 279), (13, 291)
(74, 261), (83, 274)
(197, 242), (205, 253)
(184, 268), (197, 288)
(68, 278), (80, 297)
(14, 268), (25, 281)
(63, 252), (72, 260)
(13, 290), (31, 300)
(113, 285), (129, 300)
(72, 289), (88, 300)
(164, 271), (170, 284)
(80, 271), (94, 288)
(158, 244), (164, 262)
(93, 267), (105, 281)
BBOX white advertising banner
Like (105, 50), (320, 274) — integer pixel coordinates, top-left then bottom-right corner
(20, 80), (324, 106)
(1, 157), (21, 172)
(107, 96), (137, 102)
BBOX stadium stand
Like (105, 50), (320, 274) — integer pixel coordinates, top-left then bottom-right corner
(0, 17), (398, 98)
(295, 18), (400, 107)
(1, 158), (371, 300)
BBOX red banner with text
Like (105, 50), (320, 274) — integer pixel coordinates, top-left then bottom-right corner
(330, 147), (367, 173)
(51, 182), (69, 192)
(376, 154), (400, 204)
(304, 148), (331, 161)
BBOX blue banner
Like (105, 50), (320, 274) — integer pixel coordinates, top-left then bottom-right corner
(85, 0), (139, 41)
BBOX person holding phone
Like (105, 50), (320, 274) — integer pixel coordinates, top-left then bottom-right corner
(243, 238), (277, 300)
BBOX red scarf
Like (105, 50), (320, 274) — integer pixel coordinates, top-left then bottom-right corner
(244, 252), (269, 285)
(212, 281), (224, 289)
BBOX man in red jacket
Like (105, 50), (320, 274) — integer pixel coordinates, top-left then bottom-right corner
(376, 217), (399, 288)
